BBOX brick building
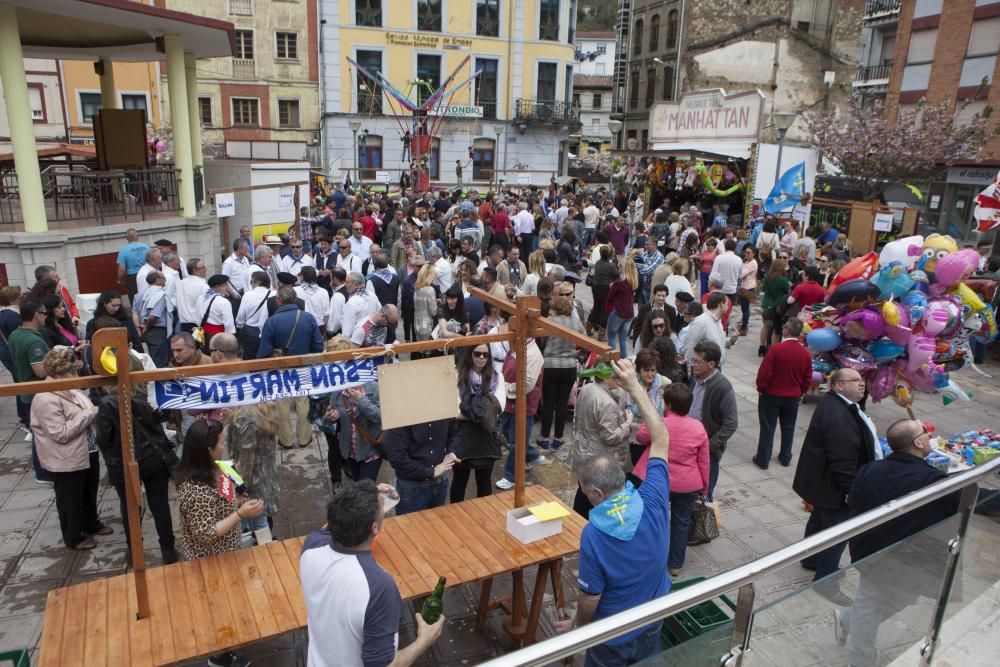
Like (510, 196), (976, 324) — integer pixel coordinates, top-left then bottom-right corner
(884, 0), (1000, 239)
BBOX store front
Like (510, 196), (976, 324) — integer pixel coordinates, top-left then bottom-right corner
(932, 166), (998, 241)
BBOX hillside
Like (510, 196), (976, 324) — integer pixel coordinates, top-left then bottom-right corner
(577, 0), (617, 32)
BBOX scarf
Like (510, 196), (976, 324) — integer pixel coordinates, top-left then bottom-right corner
(468, 368), (498, 396)
(373, 268), (395, 285)
(589, 482), (645, 541)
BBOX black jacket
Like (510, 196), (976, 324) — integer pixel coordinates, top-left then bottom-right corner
(848, 452), (960, 562)
(95, 392), (175, 485)
(691, 372), (738, 457)
(455, 393), (504, 467)
(793, 392), (876, 510)
(382, 418), (460, 482)
(371, 272), (400, 306)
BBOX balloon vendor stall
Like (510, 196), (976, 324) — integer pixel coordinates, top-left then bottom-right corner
(798, 233), (998, 417)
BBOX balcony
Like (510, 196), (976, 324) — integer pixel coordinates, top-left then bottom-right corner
(863, 0), (901, 20)
(853, 63), (892, 87)
(228, 0), (252, 16)
(232, 58), (256, 79)
(513, 99), (581, 129)
(0, 165), (181, 229)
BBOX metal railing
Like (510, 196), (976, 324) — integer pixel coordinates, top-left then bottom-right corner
(0, 165), (180, 226)
(864, 0), (902, 19)
(513, 99), (581, 126)
(480, 456), (1000, 666)
(228, 0), (252, 16)
(232, 58), (256, 79)
(855, 63), (893, 83)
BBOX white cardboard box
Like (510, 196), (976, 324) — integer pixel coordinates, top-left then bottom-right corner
(506, 503), (564, 544)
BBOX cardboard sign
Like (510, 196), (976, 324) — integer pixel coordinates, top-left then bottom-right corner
(874, 212), (893, 232)
(377, 355), (459, 430)
(216, 192), (235, 218)
(376, 170), (391, 184)
(517, 173), (532, 185)
(279, 186), (295, 208)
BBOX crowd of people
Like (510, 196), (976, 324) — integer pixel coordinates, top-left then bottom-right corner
(1, 176), (990, 667)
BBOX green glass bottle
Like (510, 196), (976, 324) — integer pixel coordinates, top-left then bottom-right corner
(578, 361), (615, 380)
(420, 576), (446, 624)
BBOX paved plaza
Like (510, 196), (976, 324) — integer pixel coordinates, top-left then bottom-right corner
(0, 288), (997, 665)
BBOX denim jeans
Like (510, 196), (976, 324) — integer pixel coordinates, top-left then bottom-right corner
(755, 393), (801, 467)
(700, 272), (710, 296)
(707, 452), (720, 502)
(395, 477), (450, 515)
(637, 279), (651, 306)
(738, 293), (752, 331)
(501, 413), (538, 482)
(606, 312), (633, 358)
(584, 624), (661, 666)
(669, 491), (699, 569)
(582, 227), (596, 249)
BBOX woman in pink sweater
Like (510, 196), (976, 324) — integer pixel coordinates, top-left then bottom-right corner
(633, 383), (710, 575)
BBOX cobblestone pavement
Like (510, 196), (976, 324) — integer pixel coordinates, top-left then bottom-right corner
(0, 286), (997, 665)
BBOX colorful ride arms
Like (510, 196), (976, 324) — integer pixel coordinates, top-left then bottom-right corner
(693, 161), (744, 197)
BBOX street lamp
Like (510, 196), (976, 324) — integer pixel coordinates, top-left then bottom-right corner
(348, 119), (361, 188)
(607, 118), (623, 193)
(773, 111), (796, 183)
(493, 124), (503, 190)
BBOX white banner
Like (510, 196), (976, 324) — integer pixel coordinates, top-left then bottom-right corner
(376, 170), (391, 184)
(279, 187), (295, 208)
(517, 173), (532, 185)
(152, 359), (382, 411)
(874, 212), (894, 232)
(216, 193), (235, 218)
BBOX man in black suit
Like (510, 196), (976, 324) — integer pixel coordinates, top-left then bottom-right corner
(833, 419), (960, 665)
(793, 368), (879, 605)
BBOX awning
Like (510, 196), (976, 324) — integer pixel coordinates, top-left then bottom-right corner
(0, 143), (96, 163)
(648, 141), (755, 160)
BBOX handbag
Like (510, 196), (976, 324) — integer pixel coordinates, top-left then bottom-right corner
(738, 287), (757, 301)
(687, 495), (720, 545)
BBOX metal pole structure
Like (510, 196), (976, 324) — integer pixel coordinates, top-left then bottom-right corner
(774, 128), (787, 184)
(352, 130), (359, 188)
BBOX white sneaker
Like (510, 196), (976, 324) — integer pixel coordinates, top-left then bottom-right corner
(527, 455), (551, 469)
(495, 477), (515, 490)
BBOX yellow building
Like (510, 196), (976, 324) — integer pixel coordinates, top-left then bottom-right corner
(322, 0), (580, 186)
(60, 60), (163, 142)
(164, 0), (322, 163)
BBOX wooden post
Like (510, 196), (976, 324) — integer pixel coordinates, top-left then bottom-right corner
(512, 295), (538, 509)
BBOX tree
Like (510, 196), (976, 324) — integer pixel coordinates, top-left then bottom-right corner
(805, 98), (996, 201)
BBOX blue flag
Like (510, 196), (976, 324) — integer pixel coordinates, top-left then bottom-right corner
(764, 162), (807, 214)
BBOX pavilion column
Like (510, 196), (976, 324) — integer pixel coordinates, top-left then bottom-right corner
(0, 4), (48, 232)
(98, 57), (119, 109)
(164, 34), (195, 217)
(184, 53), (204, 205)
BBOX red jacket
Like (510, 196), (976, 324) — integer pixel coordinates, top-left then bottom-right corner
(605, 279), (635, 319)
(756, 339), (813, 397)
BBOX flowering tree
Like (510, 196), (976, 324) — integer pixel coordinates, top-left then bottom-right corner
(805, 98), (996, 201)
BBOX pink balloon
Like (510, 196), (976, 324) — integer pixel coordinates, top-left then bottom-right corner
(907, 331), (936, 375)
(155, 140), (166, 153)
(870, 364), (896, 402)
(921, 296), (962, 338)
(932, 249), (979, 289)
(841, 308), (886, 341)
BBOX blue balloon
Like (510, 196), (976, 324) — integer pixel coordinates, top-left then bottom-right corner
(806, 328), (842, 353)
(870, 262), (915, 299)
(901, 290), (928, 323)
(868, 338), (905, 363)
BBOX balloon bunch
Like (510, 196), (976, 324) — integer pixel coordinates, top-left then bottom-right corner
(802, 234), (997, 410)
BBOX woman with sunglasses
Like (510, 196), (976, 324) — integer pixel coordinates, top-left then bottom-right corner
(636, 308), (672, 352)
(95, 354), (179, 565)
(451, 345), (505, 502)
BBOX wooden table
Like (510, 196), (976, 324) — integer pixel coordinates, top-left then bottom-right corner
(38, 485), (585, 666)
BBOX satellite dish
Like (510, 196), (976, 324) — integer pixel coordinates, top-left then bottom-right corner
(626, 137), (639, 150)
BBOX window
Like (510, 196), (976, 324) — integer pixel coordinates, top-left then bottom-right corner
(356, 0), (382, 26)
(121, 94), (147, 113)
(968, 18), (1000, 57)
(913, 0), (942, 18)
(629, 67), (639, 109)
(475, 57), (499, 119)
(596, 62), (606, 74)
(539, 0), (560, 41)
(591, 118), (600, 131)
(232, 97), (260, 126)
(358, 134), (383, 179)
(641, 129), (648, 149)
(573, 93), (581, 107)
(907, 29), (937, 63)
(417, 0), (442, 32)
(79, 92), (101, 122)
(275, 32), (298, 60)
(662, 65), (675, 100)
(880, 34), (896, 64)
(901, 63), (932, 91)
(278, 99), (300, 127)
(536, 62), (558, 102)
(649, 15), (660, 52)
(472, 138), (495, 180)
(198, 97), (213, 126)
(633, 19), (643, 55)
(236, 30), (254, 60)
(592, 93), (602, 109)
(357, 50), (383, 114)
(416, 54), (442, 106)
(667, 10), (678, 49)
(956, 100), (988, 127)
(645, 67), (656, 107)
(960, 55), (997, 87)
(477, 0), (499, 37)
(565, 64), (574, 104)
(28, 85), (44, 121)
(596, 43), (607, 54)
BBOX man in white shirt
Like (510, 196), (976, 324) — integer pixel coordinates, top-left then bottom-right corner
(325, 267), (350, 335)
(334, 238), (364, 274)
(550, 199), (569, 229)
(154, 239), (188, 278)
(161, 251), (182, 316)
(683, 292), (729, 366)
(512, 201), (535, 257)
(426, 246), (453, 294)
(295, 266), (330, 326)
(135, 247), (162, 303)
(201, 274), (236, 336)
(279, 239), (315, 274)
(235, 271), (271, 359)
(250, 245), (279, 289)
(582, 197), (600, 247)
(341, 272), (381, 342)
(709, 239), (743, 302)
(222, 239), (252, 295)
(176, 258), (208, 332)
(349, 222), (373, 261)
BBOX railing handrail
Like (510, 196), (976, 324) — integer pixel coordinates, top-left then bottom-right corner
(479, 456), (1000, 666)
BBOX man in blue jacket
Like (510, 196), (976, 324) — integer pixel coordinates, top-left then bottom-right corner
(258, 286), (324, 448)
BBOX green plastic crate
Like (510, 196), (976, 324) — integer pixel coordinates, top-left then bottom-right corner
(661, 576), (737, 648)
(0, 649), (29, 667)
